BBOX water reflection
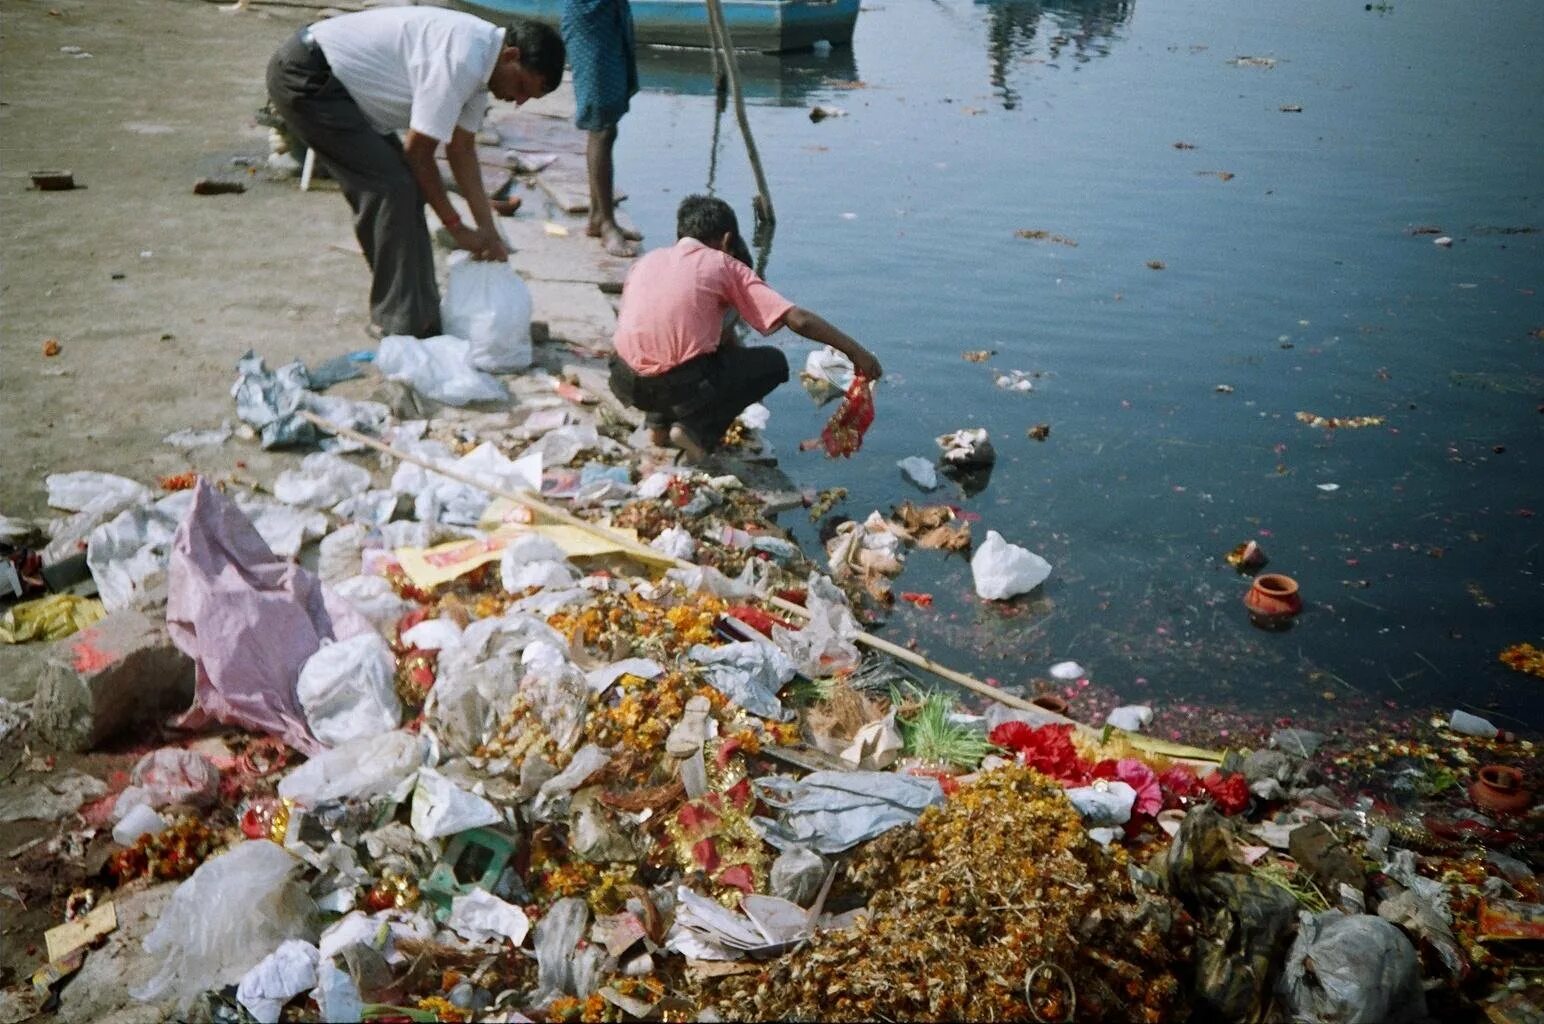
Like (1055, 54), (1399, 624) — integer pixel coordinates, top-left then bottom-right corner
(976, 0), (1133, 108)
(635, 43), (860, 107)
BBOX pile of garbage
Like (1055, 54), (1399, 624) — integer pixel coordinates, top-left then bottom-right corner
(1, 334), (1540, 1023)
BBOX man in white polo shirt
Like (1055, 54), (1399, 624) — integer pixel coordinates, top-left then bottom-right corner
(267, 8), (565, 339)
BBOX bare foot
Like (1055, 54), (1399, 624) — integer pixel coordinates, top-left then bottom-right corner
(592, 221), (640, 258)
(668, 424), (709, 464)
(588, 219), (643, 242)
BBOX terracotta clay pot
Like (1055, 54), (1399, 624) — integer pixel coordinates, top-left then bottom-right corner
(1470, 764), (1534, 815)
(1244, 573), (1302, 628)
(1031, 694), (1069, 716)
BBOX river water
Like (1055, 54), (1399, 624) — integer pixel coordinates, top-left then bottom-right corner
(608, 0), (1544, 733)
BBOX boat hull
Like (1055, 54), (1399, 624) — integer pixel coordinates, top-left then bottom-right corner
(452, 0), (859, 53)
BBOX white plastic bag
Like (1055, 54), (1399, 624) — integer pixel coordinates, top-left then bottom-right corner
(376, 335), (507, 406)
(971, 530), (1052, 600)
(272, 453), (372, 511)
(897, 456), (939, 491)
(410, 767), (501, 839)
(1278, 911), (1426, 1023)
(277, 729), (427, 808)
(237, 939), (320, 1024)
(114, 748), (220, 818)
(441, 252), (533, 372)
(448, 889), (531, 946)
(133, 840), (317, 1010)
(296, 633), (401, 748)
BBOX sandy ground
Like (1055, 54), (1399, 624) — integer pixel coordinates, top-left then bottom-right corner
(0, 0), (626, 521)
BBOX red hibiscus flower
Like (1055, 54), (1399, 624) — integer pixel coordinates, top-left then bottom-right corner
(988, 722), (1090, 785)
(1200, 770), (1250, 815)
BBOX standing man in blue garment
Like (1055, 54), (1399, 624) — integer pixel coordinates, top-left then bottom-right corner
(561, 0), (642, 258)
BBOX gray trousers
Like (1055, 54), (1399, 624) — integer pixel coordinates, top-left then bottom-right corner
(266, 32), (441, 337)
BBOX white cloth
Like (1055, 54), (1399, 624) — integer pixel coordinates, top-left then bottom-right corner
(308, 8), (503, 142)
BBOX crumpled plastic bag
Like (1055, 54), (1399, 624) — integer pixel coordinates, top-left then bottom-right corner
(376, 334), (508, 406)
(522, 423), (601, 468)
(167, 481), (371, 754)
(441, 251), (533, 372)
(1066, 780), (1137, 826)
(689, 640), (796, 721)
(1106, 705), (1155, 732)
(133, 840), (317, 1011)
(752, 770), (944, 854)
(237, 939), (319, 1024)
(113, 803), (168, 845)
(296, 633), (401, 748)
(519, 639), (591, 751)
(770, 573), (861, 678)
(1278, 911), (1426, 1024)
(87, 489), (194, 611)
(649, 525), (696, 560)
(330, 574), (416, 634)
(0, 593), (105, 643)
(314, 960), (362, 1024)
(427, 612), (566, 754)
(397, 441), (541, 527)
(897, 456), (939, 491)
(42, 471), (156, 566)
(272, 453), (372, 511)
(971, 529), (1052, 600)
(233, 351), (318, 448)
(839, 712), (903, 771)
(115, 747), (220, 819)
(410, 767), (501, 839)
(531, 897), (602, 1006)
(530, 743), (610, 822)
(800, 347), (854, 404)
(448, 888), (532, 946)
(277, 730), (427, 808)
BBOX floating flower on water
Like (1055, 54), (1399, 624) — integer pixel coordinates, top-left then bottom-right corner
(1499, 642), (1544, 679)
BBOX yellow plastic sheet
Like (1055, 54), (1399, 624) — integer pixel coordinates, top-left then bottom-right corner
(395, 522), (671, 590)
(0, 594), (107, 644)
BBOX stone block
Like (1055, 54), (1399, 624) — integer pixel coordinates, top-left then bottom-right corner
(32, 610), (194, 752)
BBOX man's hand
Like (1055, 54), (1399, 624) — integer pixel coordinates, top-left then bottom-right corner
(449, 223), (510, 261)
(851, 348), (883, 382)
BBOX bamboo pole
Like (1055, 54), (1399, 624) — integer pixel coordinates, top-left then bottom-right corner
(297, 411), (1220, 765)
(702, 0), (775, 228)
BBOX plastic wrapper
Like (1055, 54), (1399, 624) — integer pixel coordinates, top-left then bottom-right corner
(87, 490), (193, 611)
(447, 888), (532, 946)
(1106, 705), (1154, 732)
(115, 748), (220, 818)
(402, 442), (541, 527)
(751, 770), (944, 854)
(232, 351), (319, 448)
(112, 803), (169, 845)
(330, 574), (416, 635)
(441, 251), (534, 372)
(376, 334), (507, 406)
(1065, 781), (1137, 826)
(410, 767), (501, 839)
(272, 453), (372, 511)
(133, 840), (317, 1011)
(531, 897), (600, 1006)
(971, 529), (1052, 600)
(1278, 911), (1426, 1023)
(236, 939), (319, 1024)
(896, 456), (939, 491)
(649, 525), (696, 560)
(0, 593), (105, 643)
(277, 729), (427, 808)
(801, 347), (855, 403)
(688, 640), (796, 722)
(518, 640), (591, 751)
(296, 633), (401, 748)
(314, 960), (362, 1023)
(770, 573), (862, 678)
(427, 612), (566, 754)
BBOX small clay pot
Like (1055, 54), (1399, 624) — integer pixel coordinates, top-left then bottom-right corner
(1470, 764), (1534, 815)
(1031, 694), (1069, 716)
(1244, 573), (1302, 628)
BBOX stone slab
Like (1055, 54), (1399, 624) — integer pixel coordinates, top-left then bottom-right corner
(32, 609), (195, 752)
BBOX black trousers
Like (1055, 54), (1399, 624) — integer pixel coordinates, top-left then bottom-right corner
(609, 346), (789, 451)
(266, 31), (441, 338)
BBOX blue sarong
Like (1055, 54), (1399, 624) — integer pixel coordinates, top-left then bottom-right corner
(561, 0), (639, 131)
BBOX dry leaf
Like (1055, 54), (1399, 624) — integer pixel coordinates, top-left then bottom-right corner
(1027, 423), (1051, 441)
(1146, 260), (1166, 270)
(962, 349), (995, 362)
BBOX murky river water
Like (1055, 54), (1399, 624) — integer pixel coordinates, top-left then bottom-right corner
(604, 0), (1544, 732)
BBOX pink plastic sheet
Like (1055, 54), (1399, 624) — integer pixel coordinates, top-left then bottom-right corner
(167, 480), (368, 753)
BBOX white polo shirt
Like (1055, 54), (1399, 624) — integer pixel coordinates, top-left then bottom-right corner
(309, 7), (504, 143)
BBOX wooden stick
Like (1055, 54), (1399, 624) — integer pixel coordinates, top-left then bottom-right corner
(298, 411), (1219, 765)
(703, 0), (775, 228)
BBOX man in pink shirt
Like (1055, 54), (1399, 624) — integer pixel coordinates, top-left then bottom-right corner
(610, 196), (882, 461)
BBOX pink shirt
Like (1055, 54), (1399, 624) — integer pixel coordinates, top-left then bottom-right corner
(613, 238), (795, 376)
